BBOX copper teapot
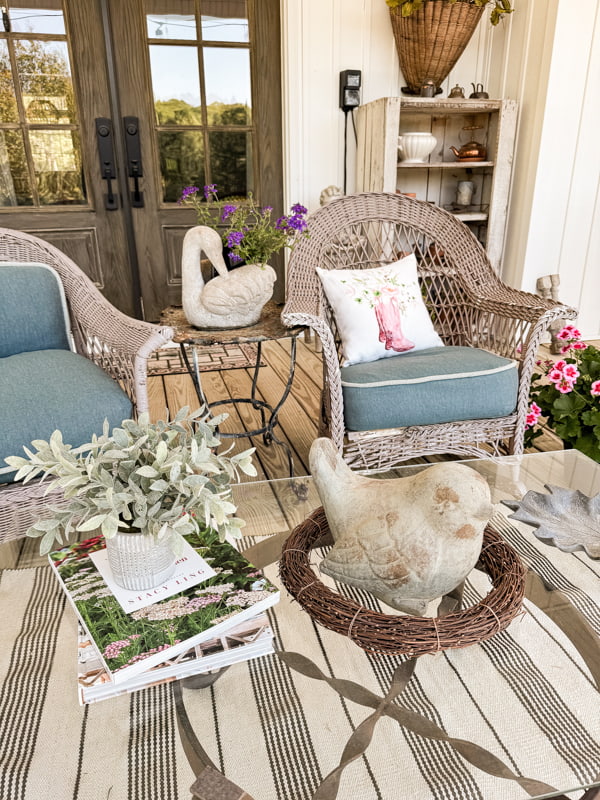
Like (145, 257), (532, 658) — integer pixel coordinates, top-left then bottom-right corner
(449, 140), (487, 161)
(449, 126), (487, 161)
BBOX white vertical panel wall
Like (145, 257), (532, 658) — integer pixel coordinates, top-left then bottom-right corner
(496, 0), (600, 338)
(280, 0), (600, 337)
(280, 0), (497, 213)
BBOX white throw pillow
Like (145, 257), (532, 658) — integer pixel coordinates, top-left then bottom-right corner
(316, 254), (444, 366)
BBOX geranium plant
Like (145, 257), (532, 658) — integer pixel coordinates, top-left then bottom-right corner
(386, 0), (513, 25)
(525, 325), (600, 461)
(179, 184), (309, 265)
(5, 406), (257, 555)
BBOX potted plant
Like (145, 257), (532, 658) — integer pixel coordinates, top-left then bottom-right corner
(385, 0), (514, 94)
(5, 407), (257, 589)
(178, 184), (309, 329)
(178, 184), (309, 268)
(525, 325), (600, 462)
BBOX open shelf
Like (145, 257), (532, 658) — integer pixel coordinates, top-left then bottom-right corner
(397, 161), (494, 169)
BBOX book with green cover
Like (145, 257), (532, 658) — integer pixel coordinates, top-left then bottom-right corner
(77, 613), (274, 704)
(50, 528), (279, 685)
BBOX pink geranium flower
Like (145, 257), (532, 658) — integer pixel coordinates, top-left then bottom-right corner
(573, 341), (588, 350)
(563, 364), (580, 380)
(557, 324), (581, 339)
(525, 401), (542, 429)
(591, 381), (600, 397)
(553, 360), (567, 372)
(556, 379), (574, 394)
(547, 369), (564, 384)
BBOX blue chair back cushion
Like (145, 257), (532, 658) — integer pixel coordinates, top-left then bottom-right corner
(0, 349), (133, 484)
(340, 346), (518, 431)
(0, 263), (71, 357)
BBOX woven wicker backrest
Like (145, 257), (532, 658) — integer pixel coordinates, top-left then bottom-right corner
(286, 192), (522, 353)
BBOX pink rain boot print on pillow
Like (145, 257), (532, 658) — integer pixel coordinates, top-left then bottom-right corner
(374, 297), (415, 352)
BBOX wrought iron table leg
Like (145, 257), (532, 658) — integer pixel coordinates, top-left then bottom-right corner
(181, 335), (300, 478)
(180, 343), (210, 409)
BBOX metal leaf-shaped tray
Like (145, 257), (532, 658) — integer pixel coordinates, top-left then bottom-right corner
(503, 484), (600, 559)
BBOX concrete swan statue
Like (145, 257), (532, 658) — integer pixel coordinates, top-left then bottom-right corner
(309, 438), (493, 615)
(181, 225), (276, 328)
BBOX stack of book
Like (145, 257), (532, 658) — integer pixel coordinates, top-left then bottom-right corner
(49, 528), (280, 704)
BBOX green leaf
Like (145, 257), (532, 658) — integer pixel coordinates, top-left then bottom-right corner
(101, 515), (119, 538)
(40, 530), (58, 555)
(554, 418), (582, 441)
(31, 517), (61, 532)
(155, 440), (168, 465)
(136, 466), (159, 478)
(49, 428), (64, 457)
(149, 479), (169, 492)
(111, 427), (130, 448)
(552, 392), (587, 418)
(582, 409), (600, 427)
(76, 514), (108, 532)
(574, 437), (600, 462)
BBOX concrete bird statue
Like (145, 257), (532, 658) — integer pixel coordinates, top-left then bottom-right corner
(181, 225), (276, 328)
(309, 438), (493, 615)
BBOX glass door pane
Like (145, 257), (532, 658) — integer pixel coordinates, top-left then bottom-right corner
(145, 0), (254, 204)
(0, 0), (85, 206)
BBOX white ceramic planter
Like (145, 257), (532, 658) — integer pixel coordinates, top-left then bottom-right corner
(398, 132), (437, 164)
(105, 529), (176, 591)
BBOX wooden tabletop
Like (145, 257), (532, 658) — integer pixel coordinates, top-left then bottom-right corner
(159, 301), (304, 346)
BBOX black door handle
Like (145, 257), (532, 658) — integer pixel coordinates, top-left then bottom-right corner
(95, 117), (118, 210)
(123, 116), (144, 208)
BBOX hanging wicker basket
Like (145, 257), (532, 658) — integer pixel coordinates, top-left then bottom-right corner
(389, 1), (485, 92)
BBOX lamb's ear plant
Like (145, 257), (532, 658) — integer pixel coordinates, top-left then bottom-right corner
(5, 406), (257, 556)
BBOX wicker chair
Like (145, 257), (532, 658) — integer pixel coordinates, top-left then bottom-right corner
(0, 228), (174, 544)
(282, 193), (576, 471)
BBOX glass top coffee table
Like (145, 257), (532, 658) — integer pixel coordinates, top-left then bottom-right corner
(1, 450), (598, 800)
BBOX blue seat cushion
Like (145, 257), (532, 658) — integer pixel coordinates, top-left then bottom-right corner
(0, 263), (72, 357)
(0, 349), (133, 484)
(340, 346), (518, 431)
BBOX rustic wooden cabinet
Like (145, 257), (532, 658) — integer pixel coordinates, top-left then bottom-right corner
(355, 97), (518, 272)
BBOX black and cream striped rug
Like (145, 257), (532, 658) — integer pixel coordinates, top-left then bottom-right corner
(1, 511), (599, 800)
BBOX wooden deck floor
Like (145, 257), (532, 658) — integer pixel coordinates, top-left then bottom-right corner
(147, 333), (565, 481)
(147, 335), (324, 481)
(0, 336), (569, 569)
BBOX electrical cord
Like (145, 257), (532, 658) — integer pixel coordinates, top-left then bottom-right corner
(342, 109), (359, 194)
(343, 109), (349, 194)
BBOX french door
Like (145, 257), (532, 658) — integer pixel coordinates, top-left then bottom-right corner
(0, 0), (283, 319)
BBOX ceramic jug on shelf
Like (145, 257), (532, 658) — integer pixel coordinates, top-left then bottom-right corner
(397, 132), (437, 164)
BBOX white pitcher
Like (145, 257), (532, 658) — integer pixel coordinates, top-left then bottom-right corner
(397, 132), (437, 163)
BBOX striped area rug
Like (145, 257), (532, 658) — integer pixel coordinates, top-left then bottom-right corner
(1, 511), (599, 800)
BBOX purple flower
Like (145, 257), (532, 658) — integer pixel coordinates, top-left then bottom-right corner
(221, 204), (237, 221)
(291, 203), (307, 215)
(203, 183), (217, 199)
(275, 216), (289, 231)
(287, 214), (308, 232)
(228, 252), (243, 264)
(227, 230), (245, 248)
(262, 206), (273, 213)
(178, 185), (199, 204)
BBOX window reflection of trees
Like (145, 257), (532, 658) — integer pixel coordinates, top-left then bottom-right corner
(156, 99), (251, 202)
(0, 39), (85, 206)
